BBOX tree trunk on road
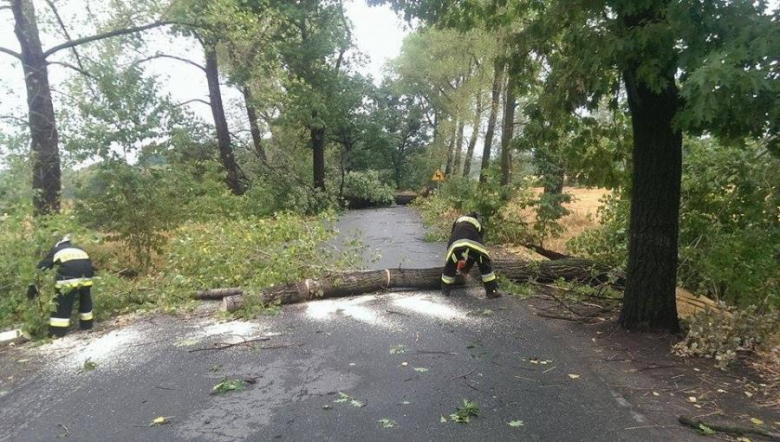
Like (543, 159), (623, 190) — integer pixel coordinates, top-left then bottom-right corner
(480, 56), (504, 183)
(210, 258), (620, 312)
(618, 48), (681, 332)
(500, 74), (516, 186)
(12, 0), (60, 215)
(463, 94), (483, 178)
(205, 46), (246, 195)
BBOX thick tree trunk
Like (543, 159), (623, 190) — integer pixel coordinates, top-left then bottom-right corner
(619, 66), (681, 332)
(463, 94), (483, 178)
(12, 0), (60, 215)
(444, 119), (457, 176)
(500, 75), (516, 186)
(209, 258), (619, 312)
(480, 57), (504, 183)
(243, 86), (266, 162)
(452, 119), (465, 176)
(311, 123), (326, 191)
(205, 46), (245, 195)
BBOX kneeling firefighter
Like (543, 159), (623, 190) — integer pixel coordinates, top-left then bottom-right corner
(440, 212), (500, 298)
(28, 235), (95, 337)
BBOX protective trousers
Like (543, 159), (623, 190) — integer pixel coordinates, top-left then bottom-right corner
(441, 245), (498, 294)
(49, 285), (93, 337)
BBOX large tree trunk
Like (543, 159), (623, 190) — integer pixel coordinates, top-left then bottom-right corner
(500, 74), (516, 186)
(211, 258), (619, 311)
(452, 119), (465, 176)
(480, 57), (505, 183)
(618, 64), (681, 332)
(243, 86), (266, 162)
(205, 46), (246, 195)
(311, 122), (326, 191)
(463, 94), (483, 178)
(444, 119), (457, 176)
(12, 0), (60, 215)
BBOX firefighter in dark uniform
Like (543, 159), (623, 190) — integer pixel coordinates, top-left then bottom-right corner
(441, 212), (500, 298)
(28, 235), (95, 337)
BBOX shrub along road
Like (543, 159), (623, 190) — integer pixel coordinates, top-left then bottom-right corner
(0, 207), (706, 441)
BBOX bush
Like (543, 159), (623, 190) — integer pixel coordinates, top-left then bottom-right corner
(568, 138), (779, 308)
(341, 170), (395, 208)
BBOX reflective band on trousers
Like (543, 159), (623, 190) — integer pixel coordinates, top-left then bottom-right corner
(441, 275), (456, 284)
(482, 272), (497, 282)
(80, 311), (94, 321)
(446, 240), (489, 261)
(55, 278), (93, 289)
(455, 216), (482, 232)
(50, 317), (70, 327)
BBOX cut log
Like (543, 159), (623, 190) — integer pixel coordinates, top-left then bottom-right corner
(217, 258), (619, 312)
(194, 288), (243, 300)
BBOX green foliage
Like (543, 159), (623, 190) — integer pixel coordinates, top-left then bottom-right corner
(449, 399), (480, 424)
(341, 171), (395, 208)
(212, 378), (247, 394)
(567, 191), (630, 269)
(673, 305), (780, 369)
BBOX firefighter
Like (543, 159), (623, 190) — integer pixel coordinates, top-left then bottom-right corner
(28, 235), (95, 337)
(440, 212), (500, 298)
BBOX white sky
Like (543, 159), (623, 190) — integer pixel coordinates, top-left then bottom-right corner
(0, 0), (408, 135)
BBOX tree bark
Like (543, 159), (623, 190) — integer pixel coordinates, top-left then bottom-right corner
(452, 119), (465, 176)
(205, 46), (246, 195)
(311, 123), (326, 191)
(480, 56), (505, 183)
(618, 64), (681, 332)
(463, 94), (483, 178)
(243, 86), (266, 162)
(212, 258), (620, 311)
(500, 74), (516, 186)
(444, 119), (457, 176)
(12, 0), (60, 215)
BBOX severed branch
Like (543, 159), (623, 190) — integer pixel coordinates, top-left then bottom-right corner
(174, 98), (211, 107)
(188, 336), (271, 353)
(678, 416), (780, 441)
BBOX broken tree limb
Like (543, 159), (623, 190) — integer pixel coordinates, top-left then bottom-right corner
(521, 243), (572, 261)
(678, 415), (780, 441)
(218, 258), (619, 312)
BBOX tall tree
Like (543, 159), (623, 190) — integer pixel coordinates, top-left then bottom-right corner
(1, 0), (173, 214)
(375, 0), (779, 331)
(499, 73), (516, 186)
(462, 93), (483, 178)
(480, 54), (504, 183)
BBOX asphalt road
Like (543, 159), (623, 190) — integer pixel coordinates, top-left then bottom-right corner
(0, 206), (695, 441)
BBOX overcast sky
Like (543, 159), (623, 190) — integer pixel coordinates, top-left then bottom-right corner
(0, 1), (409, 129)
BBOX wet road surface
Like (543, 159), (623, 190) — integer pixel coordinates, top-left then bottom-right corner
(0, 206), (696, 441)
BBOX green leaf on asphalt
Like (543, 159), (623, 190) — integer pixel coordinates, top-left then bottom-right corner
(440, 416), (447, 423)
(698, 424), (716, 435)
(350, 399), (365, 408)
(378, 418), (397, 428)
(334, 392), (350, 403)
(390, 344), (408, 354)
(508, 420), (525, 427)
(414, 367), (429, 372)
(212, 378), (246, 394)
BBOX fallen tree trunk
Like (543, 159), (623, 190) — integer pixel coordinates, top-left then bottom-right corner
(214, 258), (621, 312)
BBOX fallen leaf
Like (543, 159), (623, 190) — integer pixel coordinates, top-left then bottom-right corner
(440, 416), (447, 423)
(697, 424), (716, 435)
(350, 399), (364, 408)
(737, 438), (752, 442)
(568, 374), (580, 379)
(323, 405), (332, 410)
(402, 401), (410, 405)
(401, 362), (408, 367)
(150, 416), (171, 426)
(749, 418), (764, 425)
(83, 359), (98, 371)
(378, 418), (397, 429)
(414, 367), (429, 373)
(334, 392), (350, 403)
(349, 363), (356, 366)
(716, 389), (726, 393)
(687, 396), (697, 403)
(652, 392), (660, 397)
(744, 391), (754, 398)
(174, 339), (197, 348)
(508, 420), (524, 427)
(390, 345), (408, 355)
